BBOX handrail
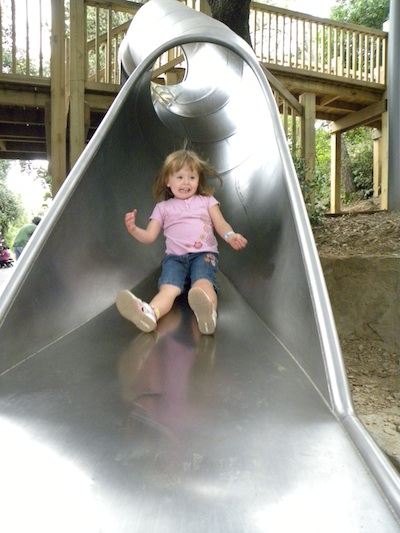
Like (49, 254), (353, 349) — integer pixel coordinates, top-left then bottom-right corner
(260, 63), (303, 157)
(0, 0), (52, 77)
(0, 0), (387, 87)
(251, 2), (387, 85)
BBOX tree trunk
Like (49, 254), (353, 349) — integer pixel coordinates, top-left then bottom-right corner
(207, 0), (252, 46)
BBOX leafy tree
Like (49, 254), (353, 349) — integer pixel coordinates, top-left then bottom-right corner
(0, 160), (10, 183)
(330, 0), (389, 29)
(18, 160), (53, 211)
(0, 161), (24, 242)
(329, 1), (384, 202)
(315, 122), (331, 185)
(343, 128), (374, 199)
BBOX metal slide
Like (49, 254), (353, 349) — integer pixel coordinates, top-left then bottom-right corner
(0, 1), (399, 530)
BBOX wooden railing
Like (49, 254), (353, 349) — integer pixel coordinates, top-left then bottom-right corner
(0, 0), (52, 77)
(0, 0), (143, 83)
(0, 0), (387, 87)
(85, 1), (142, 84)
(251, 2), (387, 85)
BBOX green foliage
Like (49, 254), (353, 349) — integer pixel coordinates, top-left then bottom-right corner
(0, 161), (11, 183)
(315, 122), (331, 189)
(18, 160), (52, 210)
(3, 213), (29, 250)
(0, 183), (24, 242)
(292, 122), (332, 226)
(330, 0), (389, 29)
(291, 121), (373, 220)
(0, 161), (51, 245)
(0, 161), (23, 242)
(343, 127), (374, 200)
(0, 3), (51, 77)
(293, 152), (329, 227)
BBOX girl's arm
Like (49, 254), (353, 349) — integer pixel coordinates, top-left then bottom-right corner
(209, 204), (248, 250)
(125, 209), (161, 244)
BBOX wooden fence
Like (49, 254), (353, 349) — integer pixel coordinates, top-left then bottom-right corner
(0, 0), (387, 86)
(251, 2), (387, 85)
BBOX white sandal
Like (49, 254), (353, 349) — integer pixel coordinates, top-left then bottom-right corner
(116, 290), (157, 332)
(188, 287), (217, 335)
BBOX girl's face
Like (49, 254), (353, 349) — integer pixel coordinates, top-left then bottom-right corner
(167, 164), (200, 200)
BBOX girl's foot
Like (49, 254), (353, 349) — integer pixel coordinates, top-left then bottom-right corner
(116, 290), (157, 332)
(188, 287), (217, 335)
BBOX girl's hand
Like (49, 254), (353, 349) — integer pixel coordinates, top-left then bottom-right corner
(227, 233), (248, 250)
(125, 209), (138, 236)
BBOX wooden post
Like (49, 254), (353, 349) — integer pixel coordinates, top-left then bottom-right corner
(380, 111), (389, 210)
(372, 128), (381, 198)
(50, 0), (67, 195)
(69, 0), (86, 170)
(299, 92), (316, 207)
(388, 0), (400, 209)
(199, 1), (211, 15)
(330, 132), (341, 214)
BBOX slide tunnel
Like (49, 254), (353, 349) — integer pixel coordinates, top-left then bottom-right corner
(0, 1), (399, 530)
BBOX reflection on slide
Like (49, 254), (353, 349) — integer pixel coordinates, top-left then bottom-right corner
(0, 0), (399, 530)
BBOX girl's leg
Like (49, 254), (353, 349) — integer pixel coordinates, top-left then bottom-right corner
(150, 284), (181, 319)
(188, 279), (218, 335)
(191, 279), (217, 310)
(116, 290), (158, 332)
(116, 284), (181, 333)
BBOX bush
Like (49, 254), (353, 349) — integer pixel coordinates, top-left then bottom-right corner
(293, 155), (329, 227)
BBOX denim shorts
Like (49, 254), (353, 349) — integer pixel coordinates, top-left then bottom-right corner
(158, 252), (219, 293)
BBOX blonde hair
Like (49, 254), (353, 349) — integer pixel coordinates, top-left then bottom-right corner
(152, 149), (223, 201)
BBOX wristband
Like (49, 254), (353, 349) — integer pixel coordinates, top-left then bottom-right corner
(225, 231), (235, 241)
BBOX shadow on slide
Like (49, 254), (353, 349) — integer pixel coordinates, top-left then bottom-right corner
(0, 1), (399, 530)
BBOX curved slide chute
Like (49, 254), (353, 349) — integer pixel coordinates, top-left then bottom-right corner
(0, 1), (399, 530)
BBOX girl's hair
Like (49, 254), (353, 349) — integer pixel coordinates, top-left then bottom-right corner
(152, 149), (223, 201)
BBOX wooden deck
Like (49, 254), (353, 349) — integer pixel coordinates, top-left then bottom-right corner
(0, 0), (388, 208)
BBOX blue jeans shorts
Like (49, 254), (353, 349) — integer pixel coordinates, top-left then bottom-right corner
(158, 252), (219, 293)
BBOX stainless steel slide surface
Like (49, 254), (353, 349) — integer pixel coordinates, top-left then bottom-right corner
(0, 1), (399, 530)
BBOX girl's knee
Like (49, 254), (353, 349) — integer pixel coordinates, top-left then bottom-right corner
(159, 284), (182, 298)
(191, 279), (217, 307)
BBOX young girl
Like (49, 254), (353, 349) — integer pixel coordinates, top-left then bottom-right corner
(116, 149), (247, 335)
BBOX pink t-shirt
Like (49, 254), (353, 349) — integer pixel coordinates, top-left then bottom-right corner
(150, 195), (220, 255)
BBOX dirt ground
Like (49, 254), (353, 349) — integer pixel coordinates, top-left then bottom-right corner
(313, 201), (400, 469)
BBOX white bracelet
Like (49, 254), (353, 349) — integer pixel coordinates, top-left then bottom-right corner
(225, 231), (235, 241)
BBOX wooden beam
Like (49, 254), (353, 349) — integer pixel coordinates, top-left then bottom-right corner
(269, 70), (384, 103)
(69, 0), (86, 169)
(151, 55), (185, 80)
(198, 0), (211, 15)
(260, 64), (303, 115)
(300, 92), (316, 206)
(372, 128), (381, 197)
(330, 132), (341, 214)
(320, 94), (339, 106)
(380, 111), (388, 210)
(50, 0), (67, 195)
(329, 100), (387, 134)
(0, 151), (47, 160)
(319, 100), (363, 113)
(86, 0), (143, 10)
(0, 90), (49, 108)
(85, 88), (118, 114)
(265, 63), (386, 93)
(0, 73), (51, 88)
